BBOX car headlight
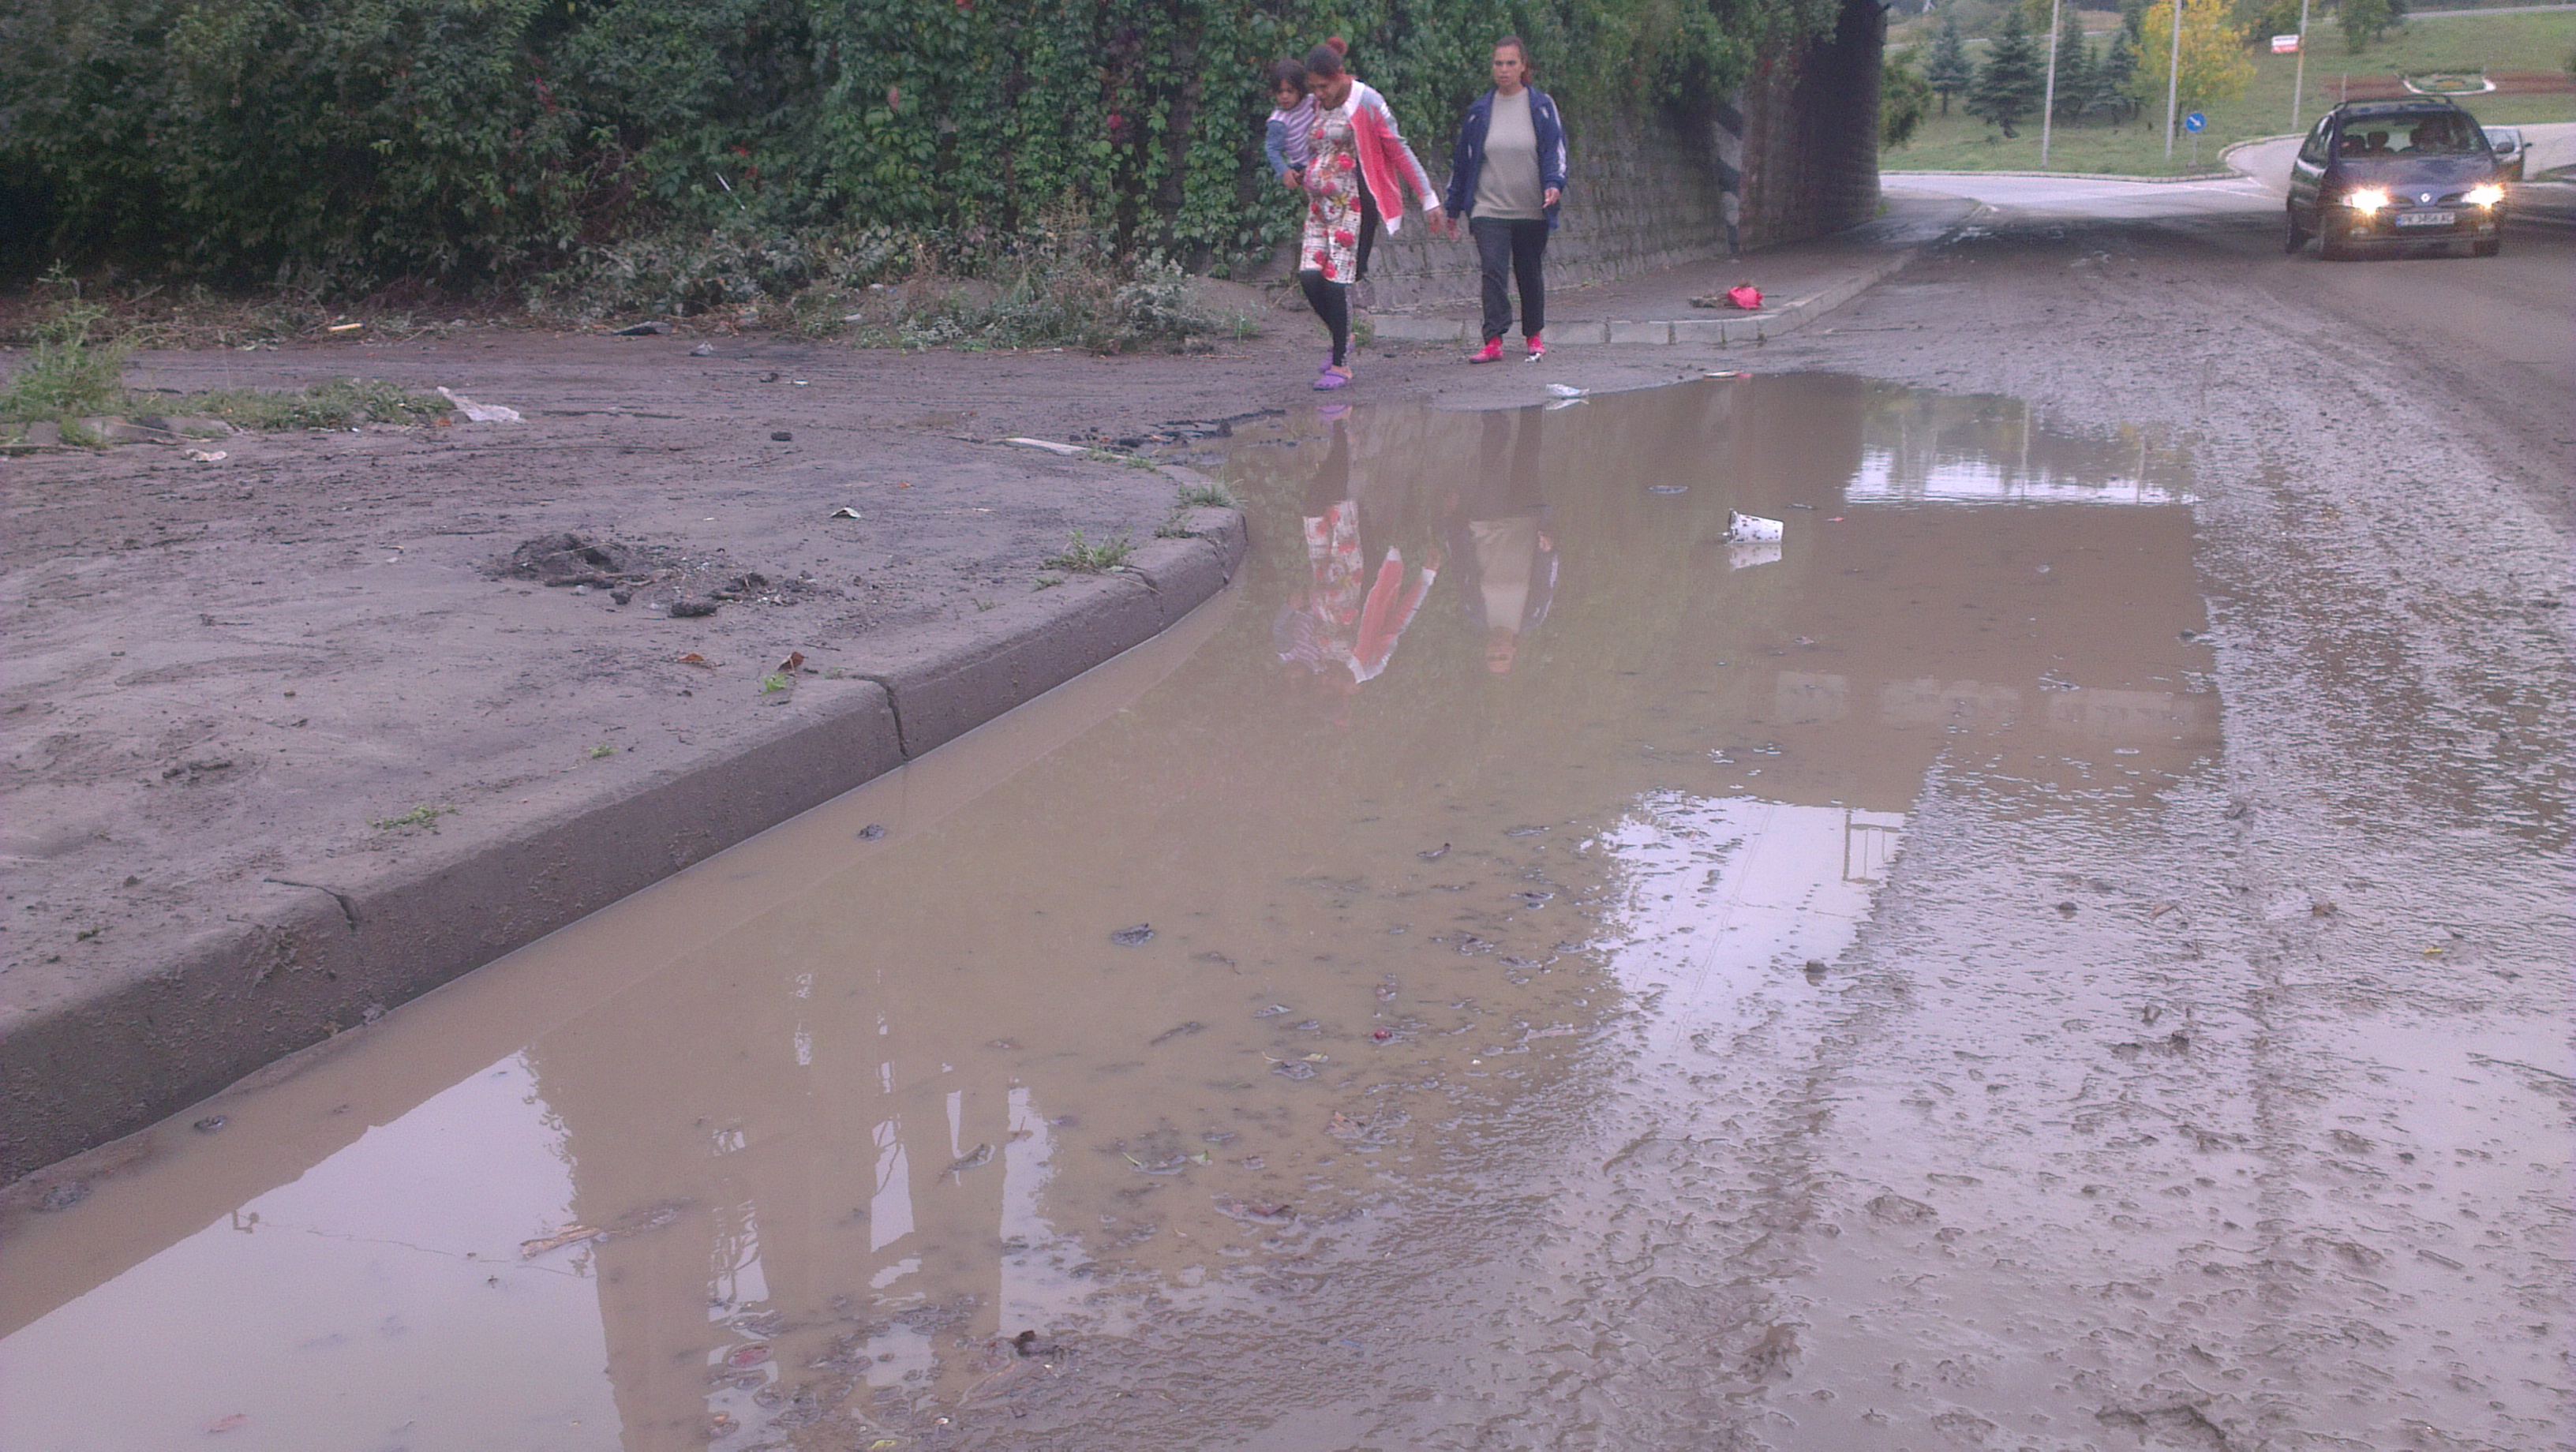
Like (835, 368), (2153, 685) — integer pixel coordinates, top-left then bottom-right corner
(2465, 183), (2504, 206)
(2345, 188), (2390, 214)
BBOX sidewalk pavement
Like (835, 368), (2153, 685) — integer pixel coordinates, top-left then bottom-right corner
(1368, 193), (1978, 347)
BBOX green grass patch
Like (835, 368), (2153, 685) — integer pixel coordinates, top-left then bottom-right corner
(369, 803), (455, 831)
(1042, 529), (1136, 573)
(170, 378), (453, 430)
(0, 301), (130, 423)
(1885, 10), (2574, 176)
(4, 294), (451, 433)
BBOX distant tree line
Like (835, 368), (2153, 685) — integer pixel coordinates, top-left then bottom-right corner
(1891, 0), (2345, 144)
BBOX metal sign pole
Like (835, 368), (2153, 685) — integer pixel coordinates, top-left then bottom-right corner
(2042, 0), (2064, 163)
(2164, 0), (2185, 162)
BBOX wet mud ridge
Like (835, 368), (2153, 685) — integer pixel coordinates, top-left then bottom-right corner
(0, 358), (1247, 1180)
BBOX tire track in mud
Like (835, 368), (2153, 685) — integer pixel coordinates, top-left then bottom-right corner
(1758, 211), (2571, 1450)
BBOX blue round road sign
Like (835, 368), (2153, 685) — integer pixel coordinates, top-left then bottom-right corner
(2184, 112), (2207, 133)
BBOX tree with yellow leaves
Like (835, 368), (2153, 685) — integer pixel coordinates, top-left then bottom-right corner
(2133, 0), (2256, 114)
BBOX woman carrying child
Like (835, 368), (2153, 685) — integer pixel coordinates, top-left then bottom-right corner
(1296, 39), (1446, 391)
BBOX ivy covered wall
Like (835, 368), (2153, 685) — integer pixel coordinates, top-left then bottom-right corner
(0, 0), (1867, 289)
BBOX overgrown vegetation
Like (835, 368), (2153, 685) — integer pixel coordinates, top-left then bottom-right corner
(0, 299), (128, 422)
(2, 0), (1852, 309)
(2, 288), (451, 431)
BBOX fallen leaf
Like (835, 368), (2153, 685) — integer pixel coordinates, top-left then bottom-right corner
(775, 651), (806, 675)
(674, 653), (714, 668)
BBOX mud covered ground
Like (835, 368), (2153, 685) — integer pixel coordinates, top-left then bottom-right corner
(2, 196), (2570, 1450)
(0, 305), (1724, 1063)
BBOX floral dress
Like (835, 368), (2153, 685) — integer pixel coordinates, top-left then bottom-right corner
(1301, 84), (1437, 284)
(1301, 103), (1367, 283)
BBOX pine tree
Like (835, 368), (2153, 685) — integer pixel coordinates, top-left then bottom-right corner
(1926, 11), (1975, 117)
(1968, 6), (2046, 137)
(2095, 27), (2140, 121)
(2050, 19), (2095, 123)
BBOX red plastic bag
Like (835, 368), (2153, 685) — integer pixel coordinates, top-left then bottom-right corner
(1726, 284), (1763, 311)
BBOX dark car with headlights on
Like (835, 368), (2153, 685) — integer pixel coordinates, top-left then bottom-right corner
(2286, 100), (2508, 259)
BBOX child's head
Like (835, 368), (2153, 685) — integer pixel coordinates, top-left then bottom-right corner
(1267, 58), (1308, 109)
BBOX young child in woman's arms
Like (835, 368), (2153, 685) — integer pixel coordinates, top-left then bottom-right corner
(1264, 58), (1315, 190)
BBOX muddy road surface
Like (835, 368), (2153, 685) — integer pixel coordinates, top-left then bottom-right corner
(2, 195), (2568, 1451)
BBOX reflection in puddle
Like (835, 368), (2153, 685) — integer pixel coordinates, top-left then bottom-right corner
(2, 376), (2221, 1450)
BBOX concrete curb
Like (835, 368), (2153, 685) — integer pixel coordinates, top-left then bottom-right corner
(1365, 247), (1923, 348)
(0, 486), (1248, 1182)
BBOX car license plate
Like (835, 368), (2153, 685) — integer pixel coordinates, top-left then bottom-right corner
(2394, 210), (2455, 227)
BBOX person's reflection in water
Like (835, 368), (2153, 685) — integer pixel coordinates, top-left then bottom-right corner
(1447, 408), (1556, 675)
(1276, 409), (1442, 714)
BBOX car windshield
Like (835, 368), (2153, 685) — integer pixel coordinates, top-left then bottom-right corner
(2379, 114), (2483, 155)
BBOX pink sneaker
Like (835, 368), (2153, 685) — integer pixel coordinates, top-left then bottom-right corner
(1467, 338), (1505, 364)
(1524, 333), (1546, 361)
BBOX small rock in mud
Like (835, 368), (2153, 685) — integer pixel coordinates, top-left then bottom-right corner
(1417, 843), (1451, 861)
(2055, 900), (2080, 917)
(497, 533), (659, 588)
(1253, 1003), (1293, 1018)
(770, 431), (793, 442)
(668, 599), (721, 618)
(36, 1181), (91, 1211)
(857, 824), (888, 840)
(1742, 1324), (1799, 1379)
(1009, 1329), (1061, 1358)
(193, 1114), (227, 1133)
(1867, 1193), (1938, 1225)
(1149, 1021), (1204, 1046)
(1272, 1061), (1318, 1080)
(1215, 1198), (1295, 1226)
(1110, 923), (1154, 946)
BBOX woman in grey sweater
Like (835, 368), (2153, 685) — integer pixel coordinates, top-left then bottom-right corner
(1443, 38), (1569, 364)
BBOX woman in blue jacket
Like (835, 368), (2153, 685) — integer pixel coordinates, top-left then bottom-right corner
(1443, 38), (1567, 364)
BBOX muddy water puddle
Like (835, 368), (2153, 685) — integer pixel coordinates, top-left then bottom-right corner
(2, 376), (2222, 1450)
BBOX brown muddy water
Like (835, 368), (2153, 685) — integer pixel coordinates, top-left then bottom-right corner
(16, 372), (2510, 1450)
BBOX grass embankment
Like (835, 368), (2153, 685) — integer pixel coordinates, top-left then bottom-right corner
(1887, 9), (2576, 175)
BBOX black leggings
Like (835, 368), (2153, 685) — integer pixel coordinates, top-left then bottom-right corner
(1357, 187), (1380, 283)
(1300, 269), (1350, 367)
